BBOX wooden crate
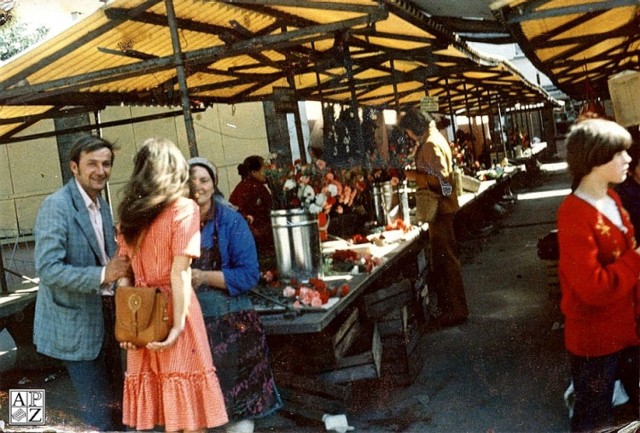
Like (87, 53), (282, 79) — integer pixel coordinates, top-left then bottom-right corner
(363, 279), (414, 320)
(320, 324), (382, 384)
(268, 308), (363, 372)
(379, 312), (425, 387)
(332, 308), (363, 359)
(377, 305), (409, 338)
(275, 371), (352, 421)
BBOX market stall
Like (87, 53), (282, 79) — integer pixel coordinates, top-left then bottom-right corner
(254, 226), (428, 420)
(250, 164), (524, 421)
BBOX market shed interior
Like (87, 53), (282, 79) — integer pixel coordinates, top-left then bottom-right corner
(0, 0), (639, 431)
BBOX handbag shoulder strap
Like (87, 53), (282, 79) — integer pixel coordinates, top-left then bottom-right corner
(130, 231), (148, 286)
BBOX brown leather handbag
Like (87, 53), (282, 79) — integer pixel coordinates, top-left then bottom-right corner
(114, 232), (171, 347)
(115, 286), (171, 347)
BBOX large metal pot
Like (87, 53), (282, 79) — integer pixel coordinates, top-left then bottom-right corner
(270, 208), (323, 283)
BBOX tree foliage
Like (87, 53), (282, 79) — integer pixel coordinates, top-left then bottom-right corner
(0, 16), (49, 61)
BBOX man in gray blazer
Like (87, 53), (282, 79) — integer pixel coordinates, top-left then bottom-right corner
(33, 135), (131, 431)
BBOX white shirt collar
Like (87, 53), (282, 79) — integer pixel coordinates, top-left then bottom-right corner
(74, 178), (100, 211)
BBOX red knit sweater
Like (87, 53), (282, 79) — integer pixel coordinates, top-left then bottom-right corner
(558, 191), (640, 356)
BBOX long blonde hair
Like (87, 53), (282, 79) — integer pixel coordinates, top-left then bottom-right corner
(118, 138), (189, 245)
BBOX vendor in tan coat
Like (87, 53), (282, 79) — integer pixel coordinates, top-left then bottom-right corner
(400, 107), (469, 328)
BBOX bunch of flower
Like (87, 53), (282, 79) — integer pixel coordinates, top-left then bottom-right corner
(281, 277), (350, 308)
(327, 249), (382, 274)
(330, 166), (367, 215)
(368, 166), (402, 186)
(265, 155), (340, 214)
(365, 127), (415, 185)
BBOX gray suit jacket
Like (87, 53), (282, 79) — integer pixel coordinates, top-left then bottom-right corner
(33, 180), (117, 361)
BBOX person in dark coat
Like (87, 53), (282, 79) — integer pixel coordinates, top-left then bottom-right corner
(399, 108), (468, 328)
(616, 142), (640, 244)
(229, 155), (274, 256)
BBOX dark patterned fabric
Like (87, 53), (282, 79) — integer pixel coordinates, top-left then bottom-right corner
(205, 310), (282, 420)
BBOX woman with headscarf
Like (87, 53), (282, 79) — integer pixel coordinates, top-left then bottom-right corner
(188, 157), (282, 433)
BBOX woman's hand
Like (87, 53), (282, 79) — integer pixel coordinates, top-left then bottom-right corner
(118, 326), (183, 352)
(119, 341), (138, 351)
(146, 327), (183, 351)
(191, 268), (208, 288)
(193, 269), (227, 292)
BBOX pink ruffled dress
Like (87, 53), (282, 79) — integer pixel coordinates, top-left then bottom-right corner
(117, 197), (228, 431)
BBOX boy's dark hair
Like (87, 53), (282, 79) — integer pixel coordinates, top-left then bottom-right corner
(68, 135), (114, 164)
(566, 118), (632, 190)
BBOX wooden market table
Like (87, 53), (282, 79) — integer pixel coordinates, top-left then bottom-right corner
(254, 167), (525, 420)
(257, 227), (426, 335)
(255, 227), (430, 420)
(256, 166), (523, 340)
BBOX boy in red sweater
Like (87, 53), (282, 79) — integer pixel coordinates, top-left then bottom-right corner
(559, 118), (639, 432)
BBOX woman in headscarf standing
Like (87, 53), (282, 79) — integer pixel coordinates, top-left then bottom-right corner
(189, 157), (282, 433)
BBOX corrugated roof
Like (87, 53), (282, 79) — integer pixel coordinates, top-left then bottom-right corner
(491, 0), (640, 101)
(0, 0), (559, 141)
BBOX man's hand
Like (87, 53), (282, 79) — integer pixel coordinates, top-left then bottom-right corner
(104, 256), (131, 284)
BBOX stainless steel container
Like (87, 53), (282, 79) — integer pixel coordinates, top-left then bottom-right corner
(270, 208), (323, 283)
(372, 181), (398, 226)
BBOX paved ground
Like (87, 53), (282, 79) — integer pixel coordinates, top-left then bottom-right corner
(328, 160), (574, 433)
(3, 144), (636, 433)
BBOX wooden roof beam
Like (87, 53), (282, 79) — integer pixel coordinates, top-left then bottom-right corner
(0, 14), (374, 105)
(0, 0), (163, 91)
(535, 24), (637, 49)
(529, 10), (602, 46)
(223, 0), (385, 15)
(504, 0), (639, 24)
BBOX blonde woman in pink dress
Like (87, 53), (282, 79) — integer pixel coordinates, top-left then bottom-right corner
(116, 138), (228, 432)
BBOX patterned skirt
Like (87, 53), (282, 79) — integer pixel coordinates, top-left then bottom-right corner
(205, 309), (282, 421)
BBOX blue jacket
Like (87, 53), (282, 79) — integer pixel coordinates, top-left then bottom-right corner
(33, 180), (116, 361)
(195, 197), (260, 318)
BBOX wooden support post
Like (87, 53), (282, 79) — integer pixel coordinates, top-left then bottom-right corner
(342, 39), (364, 165)
(463, 79), (472, 136)
(0, 244), (8, 295)
(445, 77), (456, 134)
(391, 59), (400, 115)
(498, 103), (508, 157)
(165, 0), (198, 157)
(478, 94), (487, 148)
(289, 78), (308, 165)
